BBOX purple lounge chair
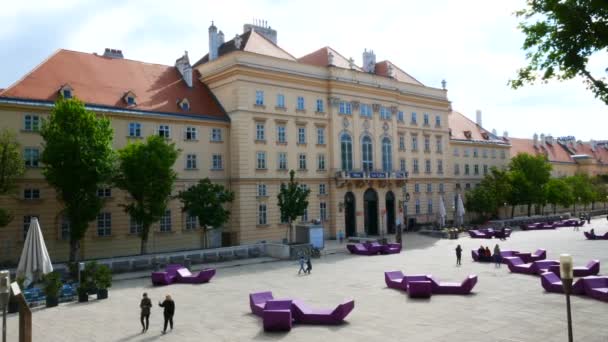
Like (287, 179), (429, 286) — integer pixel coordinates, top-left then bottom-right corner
(505, 257), (536, 274)
(585, 231), (608, 240)
(528, 249), (547, 262)
(176, 268), (216, 284)
(381, 243), (401, 254)
(250, 291), (274, 317)
(540, 272), (586, 295)
(468, 230), (491, 239)
(408, 281), (432, 298)
(364, 242), (383, 254)
(263, 300), (293, 331)
(582, 277), (608, 302)
(427, 275), (477, 295)
(291, 299), (354, 325)
(384, 271), (408, 291)
(346, 243), (375, 256)
(532, 260), (560, 275)
(151, 264), (183, 286)
(548, 260), (600, 278)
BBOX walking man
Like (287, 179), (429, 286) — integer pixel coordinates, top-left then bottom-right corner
(159, 294), (175, 334)
(493, 244), (502, 268)
(298, 255), (306, 275)
(140, 293), (152, 333)
(455, 244), (462, 266)
(306, 257), (312, 274)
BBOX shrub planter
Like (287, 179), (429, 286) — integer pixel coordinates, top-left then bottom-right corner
(45, 296), (59, 308)
(96, 288), (108, 300)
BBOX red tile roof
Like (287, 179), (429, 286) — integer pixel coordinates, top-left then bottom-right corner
(298, 47), (363, 71)
(448, 111), (506, 144)
(374, 60), (423, 86)
(0, 49), (227, 120)
(509, 137), (574, 163)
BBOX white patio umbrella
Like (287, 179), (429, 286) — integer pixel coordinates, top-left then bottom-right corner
(456, 194), (466, 226)
(439, 196), (446, 228)
(17, 217), (53, 287)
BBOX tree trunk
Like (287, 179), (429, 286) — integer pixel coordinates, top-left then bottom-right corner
(140, 225), (149, 255)
(202, 228), (208, 249)
(69, 239), (80, 262)
(511, 205), (515, 219)
(527, 203), (532, 217)
(553, 204), (557, 214)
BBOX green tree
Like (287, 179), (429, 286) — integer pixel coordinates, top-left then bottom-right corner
(115, 135), (179, 254)
(465, 186), (497, 221)
(509, 0), (608, 105)
(277, 170), (310, 243)
(567, 173), (596, 214)
(177, 178), (234, 248)
(40, 98), (115, 261)
(0, 129), (25, 227)
(509, 153), (552, 216)
(590, 175), (608, 210)
(544, 178), (574, 214)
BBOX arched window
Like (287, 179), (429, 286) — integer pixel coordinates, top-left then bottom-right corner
(340, 133), (353, 171)
(362, 136), (373, 172)
(382, 137), (392, 172)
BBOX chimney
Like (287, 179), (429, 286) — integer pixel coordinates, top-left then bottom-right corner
(533, 133), (539, 147)
(362, 49), (376, 73)
(546, 135), (554, 145)
(218, 30), (225, 46)
(491, 129), (497, 136)
(209, 21), (219, 61)
(175, 51), (193, 88)
(243, 19), (278, 44)
(540, 133), (545, 144)
(503, 131), (509, 139)
(103, 48), (123, 59)
(590, 140), (597, 151)
(475, 110), (482, 127)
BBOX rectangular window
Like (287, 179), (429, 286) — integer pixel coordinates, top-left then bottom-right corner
(465, 164), (470, 175)
(453, 147), (459, 156)
(130, 216), (143, 234)
(425, 159), (431, 174)
(211, 128), (222, 142)
(97, 212), (111, 237)
(500, 150), (506, 159)
(491, 149), (496, 159)
(297, 127), (306, 144)
(212, 154), (223, 170)
(23, 215), (38, 240)
(258, 203), (267, 225)
(399, 134), (405, 150)
(380, 106), (391, 120)
(320, 202), (327, 221)
(278, 152), (287, 170)
(482, 149), (488, 158)
(454, 163), (460, 175)
(299, 153), (307, 170)
(413, 159), (419, 174)
(465, 183), (471, 190)
(483, 164), (488, 175)
(316, 99), (324, 112)
(398, 111), (404, 122)
(339, 101), (352, 115)
(464, 148), (470, 157)
(277, 125), (286, 143)
(185, 126), (197, 140)
(435, 115), (441, 127)
(301, 207), (308, 222)
(439, 183), (444, 193)
(158, 125), (170, 138)
(436, 137), (443, 153)
(257, 184), (267, 197)
(426, 183), (432, 193)
(297, 96), (305, 110)
(474, 164), (479, 175)
(277, 94), (285, 108)
(424, 136), (430, 152)
(415, 199), (421, 214)
(256, 152), (266, 169)
(186, 154), (197, 169)
(411, 112), (417, 124)
(255, 90), (264, 105)
(411, 135), (418, 151)
(414, 183), (420, 193)
(24, 115), (40, 132)
(60, 215), (70, 240)
(160, 210), (172, 232)
(23, 188), (40, 200)
(316, 127), (325, 145)
(24, 148), (40, 168)
(317, 154), (326, 170)
(427, 199), (433, 214)
(423, 113), (430, 126)
(255, 123), (265, 141)
(400, 159), (406, 172)
(97, 188), (111, 198)
(128, 122), (142, 137)
(437, 160), (443, 174)
(473, 148), (478, 158)
(360, 104), (372, 117)
(185, 214), (197, 230)
(319, 183), (326, 195)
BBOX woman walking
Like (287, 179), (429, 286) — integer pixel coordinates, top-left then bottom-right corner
(493, 244), (501, 267)
(455, 245), (462, 266)
(140, 293), (152, 333)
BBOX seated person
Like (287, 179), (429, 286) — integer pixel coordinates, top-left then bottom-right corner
(484, 247), (491, 258)
(477, 246), (485, 257)
(590, 228), (595, 236)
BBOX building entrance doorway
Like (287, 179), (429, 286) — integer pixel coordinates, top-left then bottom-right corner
(344, 192), (356, 238)
(364, 188), (379, 236)
(386, 191), (395, 234)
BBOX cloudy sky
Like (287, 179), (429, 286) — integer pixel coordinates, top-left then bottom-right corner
(1, 0), (606, 140)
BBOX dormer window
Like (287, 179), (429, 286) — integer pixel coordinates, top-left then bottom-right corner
(481, 132), (489, 140)
(178, 98), (190, 111)
(464, 131), (472, 139)
(59, 84), (73, 99)
(123, 91), (137, 106)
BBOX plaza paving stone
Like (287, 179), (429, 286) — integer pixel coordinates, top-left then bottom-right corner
(6, 217), (608, 341)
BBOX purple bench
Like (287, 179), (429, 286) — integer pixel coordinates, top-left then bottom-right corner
(548, 260), (600, 278)
(385, 271), (408, 291)
(582, 277), (608, 302)
(364, 242), (383, 254)
(468, 230), (492, 239)
(585, 231), (608, 240)
(176, 268), (216, 284)
(346, 243), (376, 256)
(540, 272), (586, 295)
(381, 243), (401, 254)
(513, 249), (546, 263)
(291, 299), (354, 324)
(427, 275), (478, 295)
(151, 264), (183, 286)
(532, 260), (560, 275)
(505, 257), (536, 274)
(250, 291), (274, 317)
(408, 281), (432, 298)
(263, 300), (293, 332)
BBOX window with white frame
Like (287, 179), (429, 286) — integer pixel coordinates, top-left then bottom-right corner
(411, 112), (417, 124)
(316, 127), (325, 145)
(160, 210), (172, 232)
(297, 127), (306, 144)
(277, 125), (286, 143)
(257, 183), (267, 197)
(255, 90), (264, 105)
(400, 158), (406, 172)
(436, 136), (443, 153)
(185, 214), (198, 230)
(24, 148), (39, 168)
(427, 199), (433, 214)
(297, 96), (305, 110)
(437, 160), (443, 174)
(424, 136), (430, 152)
(278, 152), (287, 170)
(381, 137), (392, 172)
(97, 188), (111, 198)
(360, 104), (372, 117)
(439, 183), (444, 193)
(415, 199), (421, 214)
(362, 136), (373, 172)
(465, 183), (471, 190)
(380, 106), (391, 120)
(474, 164), (479, 175)
(398, 111), (404, 122)
(23, 215), (38, 240)
(464, 148), (470, 157)
(97, 212), (111, 237)
(411, 135), (418, 151)
(435, 115), (441, 127)
(60, 215), (70, 240)
(399, 134), (405, 150)
(319, 183), (326, 195)
(454, 163), (460, 175)
(299, 153), (307, 170)
(24, 188), (40, 200)
(316, 99), (324, 112)
(256, 152), (266, 169)
(128, 122), (142, 137)
(473, 148), (479, 158)
(320, 202), (327, 221)
(185, 126), (197, 140)
(255, 122), (265, 141)
(317, 154), (326, 170)
(427, 183), (432, 193)
(423, 113), (430, 126)
(186, 154), (197, 169)
(129, 215), (143, 234)
(414, 183), (420, 193)
(341, 133), (353, 171)
(277, 94), (285, 108)
(24, 114), (40, 132)
(212, 154), (223, 170)
(465, 164), (470, 175)
(257, 203), (267, 225)
(482, 149), (488, 158)
(483, 164), (488, 175)
(211, 128), (222, 142)
(339, 101), (352, 115)
(425, 159), (431, 173)
(413, 159), (419, 174)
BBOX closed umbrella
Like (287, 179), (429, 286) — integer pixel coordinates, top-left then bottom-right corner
(439, 196), (446, 228)
(17, 217), (53, 287)
(456, 194), (466, 226)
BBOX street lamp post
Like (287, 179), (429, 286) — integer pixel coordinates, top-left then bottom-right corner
(560, 254), (574, 342)
(0, 270), (9, 342)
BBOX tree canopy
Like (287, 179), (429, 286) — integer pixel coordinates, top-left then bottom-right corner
(40, 97), (115, 261)
(0, 129), (25, 227)
(544, 178), (574, 214)
(510, 0), (608, 105)
(277, 170), (310, 243)
(115, 135), (179, 254)
(509, 153), (552, 216)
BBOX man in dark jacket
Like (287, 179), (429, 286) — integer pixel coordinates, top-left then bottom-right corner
(159, 294), (175, 334)
(140, 293), (152, 332)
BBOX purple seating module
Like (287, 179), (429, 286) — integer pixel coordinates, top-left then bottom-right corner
(176, 268), (216, 284)
(504, 257), (536, 275)
(528, 249), (547, 262)
(250, 291), (274, 317)
(532, 260), (560, 275)
(548, 260), (600, 278)
(408, 281), (432, 298)
(291, 299), (354, 324)
(263, 300), (293, 332)
(364, 242), (383, 254)
(540, 272), (585, 295)
(346, 243), (375, 256)
(585, 231), (608, 240)
(582, 277), (608, 302)
(427, 275), (478, 295)
(151, 264), (183, 286)
(381, 243), (401, 254)
(384, 271), (408, 291)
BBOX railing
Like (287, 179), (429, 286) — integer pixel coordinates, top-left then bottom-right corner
(335, 170), (409, 180)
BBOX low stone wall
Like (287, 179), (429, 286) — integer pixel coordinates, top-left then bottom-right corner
(488, 214), (571, 229)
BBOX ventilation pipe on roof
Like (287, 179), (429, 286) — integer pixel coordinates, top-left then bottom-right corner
(243, 19), (278, 44)
(540, 133), (545, 145)
(362, 49), (376, 73)
(503, 131), (509, 139)
(475, 110), (482, 127)
(103, 48), (123, 59)
(209, 21), (219, 61)
(533, 133), (539, 147)
(492, 129), (497, 136)
(546, 135), (554, 145)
